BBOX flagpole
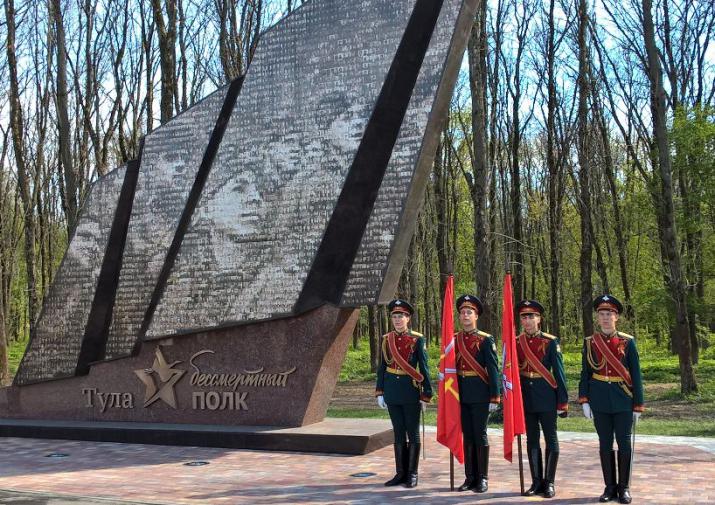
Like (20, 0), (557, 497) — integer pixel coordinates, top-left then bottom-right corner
(422, 399), (426, 460)
(517, 434), (525, 495)
(437, 270), (462, 492)
(450, 452), (454, 491)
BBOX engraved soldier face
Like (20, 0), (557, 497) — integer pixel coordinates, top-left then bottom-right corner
(391, 312), (410, 333)
(597, 309), (619, 334)
(459, 307), (477, 331)
(520, 312), (540, 334)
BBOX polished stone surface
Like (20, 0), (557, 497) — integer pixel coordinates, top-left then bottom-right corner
(2, 307), (358, 427)
(15, 167), (127, 385)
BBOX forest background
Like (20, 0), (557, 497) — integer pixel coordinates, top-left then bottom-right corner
(0, 0), (714, 428)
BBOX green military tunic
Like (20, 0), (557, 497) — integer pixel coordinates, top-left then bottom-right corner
(375, 330), (432, 444)
(579, 332), (644, 413)
(517, 331), (568, 453)
(455, 330), (500, 446)
(517, 332), (568, 412)
(579, 331), (644, 451)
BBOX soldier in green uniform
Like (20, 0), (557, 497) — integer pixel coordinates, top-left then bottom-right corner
(453, 294), (500, 493)
(515, 299), (568, 498)
(579, 295), (644, 504)
(375, 299), (432, 488)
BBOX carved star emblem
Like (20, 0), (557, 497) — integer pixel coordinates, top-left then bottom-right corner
(524, 301), (531, 305)
(395, 300), (402, 305)
(134, 347), (186, 408)
(465, 296), (471, 300)
(603, 295), (610, 301)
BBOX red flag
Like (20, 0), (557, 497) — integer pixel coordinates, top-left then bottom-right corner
(436, 274), (463, 463)
(501, 272), (525, 462)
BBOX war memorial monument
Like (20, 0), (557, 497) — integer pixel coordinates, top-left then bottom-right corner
(0, 0), (478, 455)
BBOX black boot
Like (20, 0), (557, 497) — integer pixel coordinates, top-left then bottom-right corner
(598, 450), (618, 502)
(458, 443), (476, 491)
(617, 450), (632, 504)
(474, 445), (489, 493)
(404, 442), (421, 488)
(384, 443), (407, 486)
(542, 449), (559, 498)
(523, 447), (543, 496)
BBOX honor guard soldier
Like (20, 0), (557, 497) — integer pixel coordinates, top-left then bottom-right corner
(515, 299), (568, 498)
(579, 295), (644, 504)
(454, 294), (500, 493)
(375, 299), (432, 488)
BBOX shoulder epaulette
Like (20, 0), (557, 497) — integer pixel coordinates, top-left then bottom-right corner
(585, 335), (592, 340)
(410, 330), (423, 338)
(477, 330), (492, 338)
(381, 332), (391, 339)
(541, 332), (557, 340)
(618, 332), (634, 340)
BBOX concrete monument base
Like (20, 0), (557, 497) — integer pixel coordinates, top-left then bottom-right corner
(0, 417), (393, 455)
(1, 306), (360, 428)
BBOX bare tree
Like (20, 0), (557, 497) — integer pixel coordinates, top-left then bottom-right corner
(467, 0), (494, 331)
(642, 0), (696, 393)
(51, 0), (79, 233)
(5, 0), (39, 337)
(152, 0), (178, 124)
(576, 0), (594, 336)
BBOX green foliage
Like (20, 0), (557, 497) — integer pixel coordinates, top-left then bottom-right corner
(7, 335), (29, 378)
(339, 342), (376, 382)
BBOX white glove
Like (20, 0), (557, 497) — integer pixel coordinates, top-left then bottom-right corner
(438, 372), (444, 381)
(377, 395), (387, 409)
(420, 400), (428, 412)
(633, 411), (641, 423)
(488, 402), (499, 413)
(582, 402), (593, 419)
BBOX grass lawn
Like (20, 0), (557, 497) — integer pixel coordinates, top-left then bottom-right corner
(6, 336), (28, 380)
(335, 336), (715, 438)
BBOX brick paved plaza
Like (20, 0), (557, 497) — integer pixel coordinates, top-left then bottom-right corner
(1, 427), (713, 504)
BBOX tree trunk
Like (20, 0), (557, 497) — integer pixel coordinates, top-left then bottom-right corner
(545, 0), (561, 337)
(368, 305), (378, 372)
(577, 0), (594, 337)
(151, 0), (178, 124)
(468, 1), (492, 332)
(140, 2), (155, 132)
(51, 0), (78, 235)
(594, 94), (633, 318)
(0, 264), (6, 382)
(510, 54), (523, 304)
(5, 0), (39, 338)
(642, 0), (696, 394)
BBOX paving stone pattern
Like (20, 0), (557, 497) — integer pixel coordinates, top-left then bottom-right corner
(0, 430), (713, 504)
